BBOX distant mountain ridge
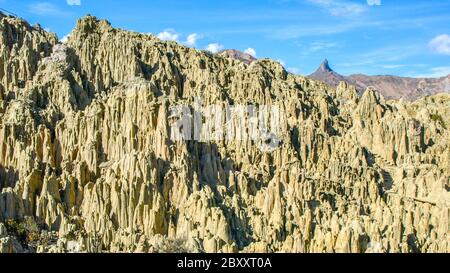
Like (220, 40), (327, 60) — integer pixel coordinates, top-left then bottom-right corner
(308, 59), (450, 101)
(218, 49), (257, 65)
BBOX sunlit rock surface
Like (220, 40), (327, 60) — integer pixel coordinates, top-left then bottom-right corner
(0, 14), (448, 253)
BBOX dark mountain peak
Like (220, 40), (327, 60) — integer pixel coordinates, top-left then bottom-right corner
(308, 58), (351, 91)
(318, 58), (332, 72)
(310, 59), (341, 78)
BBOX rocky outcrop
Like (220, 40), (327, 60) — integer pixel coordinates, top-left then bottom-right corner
(0, 14), (448, 253)
(0, 14), (57, 94)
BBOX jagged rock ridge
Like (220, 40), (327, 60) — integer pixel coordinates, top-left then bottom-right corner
(308, 59), (450, 101)
(0, 13), (449, 253)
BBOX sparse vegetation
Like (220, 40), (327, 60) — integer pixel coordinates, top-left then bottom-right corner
(3, 218), (41, 247)
(430, 113), (446, 128)
(158, 238), (190, 253)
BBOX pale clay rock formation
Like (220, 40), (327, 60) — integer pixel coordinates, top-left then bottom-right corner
(0, 14), (448, 253)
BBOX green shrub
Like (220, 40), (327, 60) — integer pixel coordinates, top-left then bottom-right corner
(3, 218), (41, 246)
(159, 238), (190, 253)
(430, 114), (446, 129)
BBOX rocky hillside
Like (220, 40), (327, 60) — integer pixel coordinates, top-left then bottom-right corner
(309, 60), (450, 101)
(0, 13), (449, 253)
(218, 49), (257, 65)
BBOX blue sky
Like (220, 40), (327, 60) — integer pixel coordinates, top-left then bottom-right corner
(1, 0), (450, 77)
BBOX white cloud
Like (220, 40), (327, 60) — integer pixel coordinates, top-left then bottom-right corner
(277, 59), (286, 66)
(308, 41), (339, 53)
(61, 33), (71, 43)
(206, 43), (224, 53)
(287, 67), (301, 74)
(244, 48), (257, 57)
(367, 0), (381, 6)
(157, 30), (202, 47)
(272, 23), (357, 39)
(429, 34), (450, 55)
(66, 0), (81, 6)
(338, 44), (422, 68)
(184, 33), (199, 47)
(381, 64), (406, 69)
(414, 67), (450, 78)
(308, 0), (366, 17)
(29, 2), (69, 16)
(157, 29), (179, 42)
